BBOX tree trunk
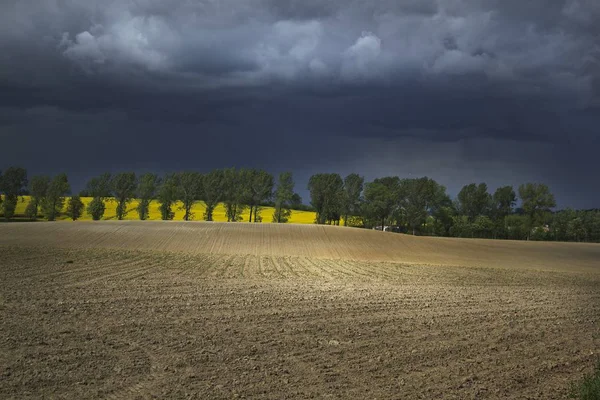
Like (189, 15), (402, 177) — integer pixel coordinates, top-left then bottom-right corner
(381, 218), (385, 231)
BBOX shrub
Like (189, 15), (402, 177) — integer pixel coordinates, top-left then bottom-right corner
(87, 197), (106, 221)
(570, 360), (600, 400)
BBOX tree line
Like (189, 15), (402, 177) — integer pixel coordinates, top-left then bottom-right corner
(0, 167), (301, 224)
(1, 166), (599, 243)
(307, 173), (600, 242)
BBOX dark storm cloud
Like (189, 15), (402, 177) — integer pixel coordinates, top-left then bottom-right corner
(1, 0), (599, 207)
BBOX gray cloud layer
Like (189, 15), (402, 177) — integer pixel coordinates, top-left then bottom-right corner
(1, 0), (599, 207)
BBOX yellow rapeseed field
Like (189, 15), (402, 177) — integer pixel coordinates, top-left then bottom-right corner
(9, 196), (317, 223)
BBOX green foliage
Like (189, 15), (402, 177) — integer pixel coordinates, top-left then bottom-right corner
(400, 177), (451, 235)
(243, 169), (273, 223)
(449, 215), (472, 238)
(83, 173), (112, 221)
(0, 166), (27, 220)
(87, 197), (106, 221)
(2, 164), (598, 244)
(549, 209), (600, 242)
(66, 196), (85, 221)
(472, 215), (495, 238)
(222, 168), (247, 222)
(25, 201), (39, 220)
(432, 205), (456, 237)
(363, 176), (400, 229)
(136, 173), (159, 220)
(457, 183), (491, 221)
(492, 186), (516, 218)
(504, 214), (529, 240)
(157, 174), (178, 220)
(85, 173), (112, 198)
(30, 175), (50, 200)
(569, 360), (600, 400)
(176, 171), (203, 221)
(519, 183), (556, 231)
(308, 173), (345, 225)
(273, 172), (296, 223)
(202, 169), (225, 221)
(342, 173), (364, 226)
(42, 174), (70, 221)
(25, 175), (50, 220)
(111, 172), (137, 220)
(2, 196), (17, 220)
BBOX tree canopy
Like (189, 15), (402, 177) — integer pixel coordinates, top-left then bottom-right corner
(0, 166), (27, 220)
(42, 173), (70, 221)
(136, 173), (159, 221)
(3, 164), (599, 244)
(111, 172), (137, 220)
(308, 173), (344, 225)
(273, 172), (297, 223)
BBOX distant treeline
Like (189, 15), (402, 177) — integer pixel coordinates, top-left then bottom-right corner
(1, 166), (599, 243)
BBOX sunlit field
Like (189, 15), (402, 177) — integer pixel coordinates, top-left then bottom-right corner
(1, 222), (599, 399)
(9, 196), (317, 223)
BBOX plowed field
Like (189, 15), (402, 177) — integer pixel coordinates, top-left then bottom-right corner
(1, 222), (599, 399)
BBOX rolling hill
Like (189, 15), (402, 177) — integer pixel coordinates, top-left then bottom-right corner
(2, 220), (599, 271)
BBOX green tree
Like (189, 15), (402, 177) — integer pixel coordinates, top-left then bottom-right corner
(222, 168), (246, 222)
(136, 173), (159, 220)
(87, 197), (106, 221)
(363, 177), (400, 230)
(272, 172), (296, 223)
(111, 172), (137, 220)
(0, 166), (27, 220)
(400, 177), (450, 235)
(308, 173), (345, 225)
(491, 186), (517, 238)
(504, 214), (529, 240)
(582, 211), (600, 242)
(518, 183), (556, 239)
(244, 169), (274, 223)
(42, 173), (70, 221)
(202, 169), (225, 221)
(86, 173), (112, 198)
(457, 183), (491, 221)
(472, 215), (495, 238)
(551, 209), (575, 242)
(157, 174), (178, 220)
(567, 216), (587, 242)
(492, 186), (517, 218)
(66, 196), (85, 221)
(177, 171), (203, 221)
(25, 175), (50, 220)
(85, 173), (112, 221)
(449, 215), (473, 238)
(342, 173), (364, 226)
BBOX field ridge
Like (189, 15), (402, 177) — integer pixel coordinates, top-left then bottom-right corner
(1, 220), (599, 271)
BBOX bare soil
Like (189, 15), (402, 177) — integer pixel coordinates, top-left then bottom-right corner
(1, 227), (599, 399)
(2, 221), (599, 270)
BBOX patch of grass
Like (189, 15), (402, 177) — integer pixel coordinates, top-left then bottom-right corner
(570, 360), (600, 400)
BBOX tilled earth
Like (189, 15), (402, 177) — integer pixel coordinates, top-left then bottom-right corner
(1, 246), (599, 399)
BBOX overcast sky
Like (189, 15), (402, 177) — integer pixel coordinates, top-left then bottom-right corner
(1, 0), (599, 208)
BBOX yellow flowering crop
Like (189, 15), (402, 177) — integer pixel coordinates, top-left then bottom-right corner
(10, 196), (317, 224)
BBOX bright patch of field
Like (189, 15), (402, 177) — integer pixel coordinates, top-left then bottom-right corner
(11, 196), (317, 223)
(1, 222), (599, 399)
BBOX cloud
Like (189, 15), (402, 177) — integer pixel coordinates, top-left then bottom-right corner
(1, 0), (600, 207)
(61, 16), (171, 73)
(341, 32), (382, 79)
